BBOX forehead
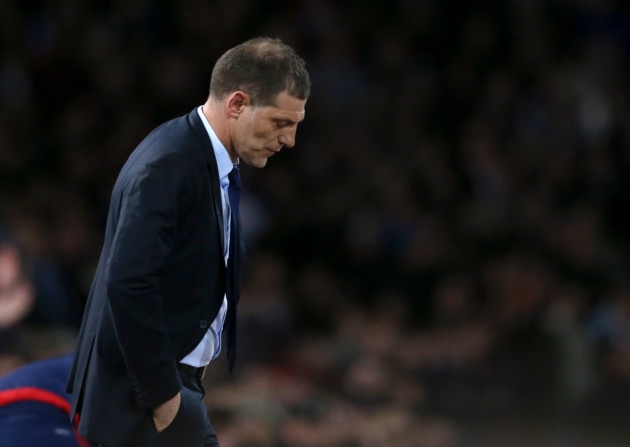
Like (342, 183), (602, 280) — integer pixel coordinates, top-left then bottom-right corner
(264, 91), (306, 122)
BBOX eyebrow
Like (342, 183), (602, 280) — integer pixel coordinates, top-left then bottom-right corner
(275, 113), (304, 125)
(275, 117), (297, 125)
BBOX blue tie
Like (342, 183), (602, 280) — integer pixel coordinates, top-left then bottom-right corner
(226, 164), (241, 371)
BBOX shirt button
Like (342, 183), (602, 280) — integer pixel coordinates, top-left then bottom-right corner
(199, 319), (209, 329)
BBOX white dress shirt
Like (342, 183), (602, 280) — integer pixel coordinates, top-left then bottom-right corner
(179, 106), (234, 367)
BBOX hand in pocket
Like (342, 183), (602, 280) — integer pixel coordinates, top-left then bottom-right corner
(152, 392), (181, 433)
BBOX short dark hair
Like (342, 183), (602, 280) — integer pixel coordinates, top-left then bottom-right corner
(209, 37), (311, 106)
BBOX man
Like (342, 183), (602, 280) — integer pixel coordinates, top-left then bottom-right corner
(0, 354), (89, 447)
(66, 37), (310, 447)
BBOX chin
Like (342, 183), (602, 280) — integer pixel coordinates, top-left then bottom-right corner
(245, 156), (268, 169)
(255, 158), (269, 168)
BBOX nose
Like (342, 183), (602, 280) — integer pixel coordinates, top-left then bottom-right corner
(278, 131), (296, 148)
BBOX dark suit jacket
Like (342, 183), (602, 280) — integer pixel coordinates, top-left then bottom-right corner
(67, 109), (231, 446)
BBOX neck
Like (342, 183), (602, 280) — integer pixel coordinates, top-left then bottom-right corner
(202, 100), (236, 161)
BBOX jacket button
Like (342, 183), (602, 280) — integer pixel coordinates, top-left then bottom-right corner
(199, 319), (209, 329)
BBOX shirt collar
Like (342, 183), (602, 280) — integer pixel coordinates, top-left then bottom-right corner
(197, 106), (235, 186)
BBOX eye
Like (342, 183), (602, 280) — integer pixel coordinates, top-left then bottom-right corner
(275, 120), (290, 128)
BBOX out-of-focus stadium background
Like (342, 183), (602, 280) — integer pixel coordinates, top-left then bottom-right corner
(1, 1), (630, 445)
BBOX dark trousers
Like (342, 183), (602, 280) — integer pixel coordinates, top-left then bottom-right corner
(98, 368), (219, 447)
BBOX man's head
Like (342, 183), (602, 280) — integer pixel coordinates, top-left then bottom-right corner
(205, 37), (311, 168)
(209, 37), (310, 106)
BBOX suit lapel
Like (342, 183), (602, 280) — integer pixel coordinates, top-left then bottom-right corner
(187, 109), (225, 251)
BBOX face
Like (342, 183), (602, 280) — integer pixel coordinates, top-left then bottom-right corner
(228, 91), (306, 168)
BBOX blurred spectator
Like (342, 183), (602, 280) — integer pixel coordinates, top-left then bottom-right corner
(0, 229), (34, 331)
(0, 228), (35, 374)
(0, 354), (88, 447)
(237, 252), (295, 367)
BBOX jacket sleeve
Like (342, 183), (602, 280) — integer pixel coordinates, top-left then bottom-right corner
(105, 154), (187, 410)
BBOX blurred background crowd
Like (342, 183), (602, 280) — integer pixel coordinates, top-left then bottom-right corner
(1, 0), (630, 445)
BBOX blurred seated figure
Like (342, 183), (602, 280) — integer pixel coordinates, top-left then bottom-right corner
(7, 206), (87, 330)
(0, 228), (34, 330)
(0, 354), (89, 447)
(0, 227), (35, 374)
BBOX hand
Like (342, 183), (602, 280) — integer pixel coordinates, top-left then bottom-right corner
(152, 392), (181, 433)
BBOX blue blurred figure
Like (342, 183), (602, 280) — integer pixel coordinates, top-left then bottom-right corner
(0, 354), (89, 447)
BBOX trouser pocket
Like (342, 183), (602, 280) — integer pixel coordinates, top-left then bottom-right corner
(147, 387), (205, 447)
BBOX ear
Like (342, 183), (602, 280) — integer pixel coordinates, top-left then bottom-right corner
(225, 91), (249, 118)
